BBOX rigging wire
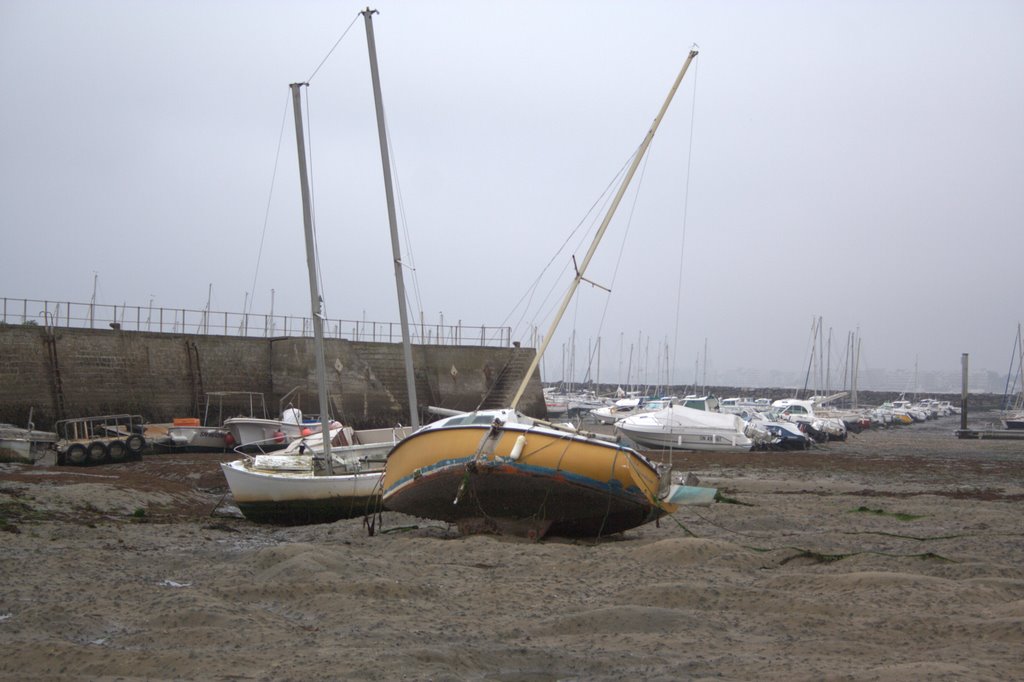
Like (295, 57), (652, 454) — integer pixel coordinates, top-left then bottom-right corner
(670, 54), (699, 387)
(506, 60), (701, 385)
(579, 143), (655, 384)
(500, 152), (634, 342)
(246, 93), (291, 317)
(307, 13), (362, 83)
(382, 104), (426, 327)
(250, 13), (360, 318)
(243, 13), (361, 326)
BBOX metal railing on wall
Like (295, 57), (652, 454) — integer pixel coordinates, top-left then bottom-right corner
(1, 298), (511, 348)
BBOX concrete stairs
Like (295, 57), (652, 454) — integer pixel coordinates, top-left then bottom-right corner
(479, 347), (534, 410)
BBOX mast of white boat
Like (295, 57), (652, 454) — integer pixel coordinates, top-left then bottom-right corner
(852, 328), (861, 409)
(509, 47), (699, 410)
(1016, 323), (1024, 411)
(362, 8), (419, 428)
(702, 337), (707, 395)
(290, 82), (334, 475)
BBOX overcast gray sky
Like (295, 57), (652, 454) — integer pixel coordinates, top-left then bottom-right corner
(2, 0), (1022, 391)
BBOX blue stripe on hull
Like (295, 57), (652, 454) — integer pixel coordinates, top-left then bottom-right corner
(385, 459), (664, 538)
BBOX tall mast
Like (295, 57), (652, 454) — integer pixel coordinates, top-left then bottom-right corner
(1017, 323), (1024, 410)
(852, 329), (861, 408)
(702, 337), (707, 394)
(290, 82), (334, 474)
(509, 48), (699, 410)
(362, 8), (420, 428)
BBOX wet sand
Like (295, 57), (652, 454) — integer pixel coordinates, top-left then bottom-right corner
(1, 415), (1022, 680)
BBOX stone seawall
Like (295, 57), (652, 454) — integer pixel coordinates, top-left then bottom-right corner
(0, 325), (543, 430)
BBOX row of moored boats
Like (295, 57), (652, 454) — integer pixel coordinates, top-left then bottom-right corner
(545, 389), (962, 452)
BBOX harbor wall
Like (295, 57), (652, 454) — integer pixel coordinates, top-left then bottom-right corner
(0, 324), (543, 430)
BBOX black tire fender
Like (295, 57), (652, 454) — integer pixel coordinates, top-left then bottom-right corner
(125, 434), (146, 456)
(87, 441), (109, 465)
(65, 443), (87, 466)
(107, 440), (128, 462)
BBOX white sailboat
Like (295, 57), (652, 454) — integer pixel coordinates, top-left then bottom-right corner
(382, 47), (707, 539)
(222, 9), (418, 525)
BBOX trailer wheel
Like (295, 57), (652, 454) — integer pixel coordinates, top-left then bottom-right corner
(65, 444), (87, 465)
(107, 440), (128, 462)
(125, 434), (145, 458)
(87, 441), (109, 465)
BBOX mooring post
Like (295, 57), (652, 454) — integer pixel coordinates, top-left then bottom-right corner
(960, 353), (969, 431)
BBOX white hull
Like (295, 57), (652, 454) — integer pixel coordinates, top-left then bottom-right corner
(590, 398), (672, 425)
(615, 405), (753, 452)
(221, 426), (409, 525)
(163, 425), (229, 451)
(592, 409), (633, 425)
(0, 425), (57, 463)
(222, 458), (383, 502)
(221, 457), (385, 525)
(0, 437), (53, 463)
(618, 423), (754, 452)
(224, 417), (305, 450)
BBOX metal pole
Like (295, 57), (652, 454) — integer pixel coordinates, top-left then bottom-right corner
(960, 353), (969, 431)
(290, 82), (334, 474)
(90, 273), (97, 328)
(363, 8), (419, 427)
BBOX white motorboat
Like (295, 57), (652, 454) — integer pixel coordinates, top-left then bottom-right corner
(615, 403), (755, 452)
(744, 411), (813, 450)
(675, 395), (718, 411)
(1002, 411), (1024, 430)
(590, 396), (673, 425)
(543, 388), (570, 417)
(771, 398), (848, 441)
(158, 423), (230, 452)
(719, 397), (771, 414)
(223, 415), (306, 452)
(891, 399), (928, 423)
(0, 420), (57, 464)
(156, 392), (278, 452)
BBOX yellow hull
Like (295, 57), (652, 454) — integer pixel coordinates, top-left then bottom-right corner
(382, 419), (675, 538)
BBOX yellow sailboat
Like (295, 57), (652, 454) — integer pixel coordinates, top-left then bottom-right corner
(382, 409), (672, 537)
(382, 47), (701, 539)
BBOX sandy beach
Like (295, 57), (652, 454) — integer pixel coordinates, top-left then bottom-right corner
(1, 415), (1021, 681)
